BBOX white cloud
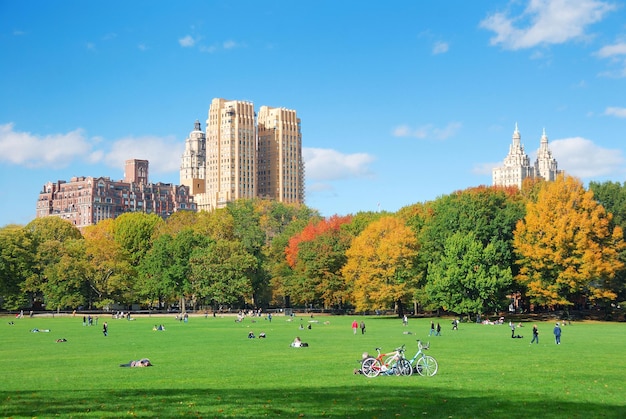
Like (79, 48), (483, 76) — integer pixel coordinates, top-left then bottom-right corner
(178, 35), (196, 47)
(595, 42), (626, 78)
(550, 137), (624, 178)
(596, 42), (626, 58)
(0, 123), (95, 168)
(303, 147), (375, 181)
(104, 136), (184, 174)
(223, 40), (238, 49)
(392, 122), (462, 140)
(605, 107), (626, 118)
(0, 123), (185, 177)
(480, 0), (616, 50)
(432, 41), (449, 55)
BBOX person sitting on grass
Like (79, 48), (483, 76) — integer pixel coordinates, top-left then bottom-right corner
(354, 352), (370, 375)
(290, 336), (308, 347)
(120, 358), (152, 367)
(248, 331), (255, 339)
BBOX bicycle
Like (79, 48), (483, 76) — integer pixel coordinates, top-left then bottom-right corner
(360, 345), (411, 378)
(400, 340), (438, 377)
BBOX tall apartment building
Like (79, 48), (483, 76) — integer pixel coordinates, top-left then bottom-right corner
(257, 105), (304, 204)
(181, 98), (304, 211)
(36, 159), (196, 228)
(492, 124), (561, 188)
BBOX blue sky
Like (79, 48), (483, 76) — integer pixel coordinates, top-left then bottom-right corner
(1, 0), (626, 226)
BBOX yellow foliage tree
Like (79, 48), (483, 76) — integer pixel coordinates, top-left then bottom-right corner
(342, 216), (418, 312)
(513, 175), (625, 308)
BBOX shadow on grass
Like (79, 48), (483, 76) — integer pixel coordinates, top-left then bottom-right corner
(2, 385), (624, 418)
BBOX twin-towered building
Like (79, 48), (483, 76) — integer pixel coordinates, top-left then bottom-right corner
(180, 98), (304, 211)
(35, 98), (304, 227)
(492, 124), (561, 188)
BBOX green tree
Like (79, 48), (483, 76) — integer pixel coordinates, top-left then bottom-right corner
(21, 218), (84, 310)
(114, 213), (164, 266)
(138, 229), (211, 311)
(426, 232), (513, 318)
(0, 225), (35, 309)
(190, 239), (256, 308)
(27, 238), (89, 311)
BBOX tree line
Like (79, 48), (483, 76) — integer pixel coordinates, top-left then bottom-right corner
(1, 175), (625, 319)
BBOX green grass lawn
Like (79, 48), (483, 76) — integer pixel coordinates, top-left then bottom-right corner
(1, 313), (625, 418)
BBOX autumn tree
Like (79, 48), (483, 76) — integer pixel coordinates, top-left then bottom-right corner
(589, 180), (626, 303)
(514, 175), (625, 309)
(283, 215), (353, 308)
(342, 216), (418, 314)
(83, 219), (134, 309)
(426, 232), (513, 318)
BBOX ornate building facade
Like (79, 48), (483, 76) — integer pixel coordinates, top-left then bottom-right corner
(180, 98), (304, 211)
(492, 124), (561, 188)
(36, 159), (196, 228)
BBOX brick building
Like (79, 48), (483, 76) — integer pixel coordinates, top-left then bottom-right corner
(36, 159), (196, 228)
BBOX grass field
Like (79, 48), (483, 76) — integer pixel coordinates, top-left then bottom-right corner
(1, 312), (625, 418)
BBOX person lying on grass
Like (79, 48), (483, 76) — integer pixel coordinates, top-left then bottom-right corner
(120, 358), (152, 367)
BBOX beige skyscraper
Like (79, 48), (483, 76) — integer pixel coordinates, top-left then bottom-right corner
(257, 105), (304, 204)
(180, 120), (206, 195)
(204, 98), (257, 210)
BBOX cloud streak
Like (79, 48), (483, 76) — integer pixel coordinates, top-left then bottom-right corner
(0, 123), (183, 175)
(0, 123), (94, 169)
(393, 122), (462, 140)
(480, 0), (616, 50)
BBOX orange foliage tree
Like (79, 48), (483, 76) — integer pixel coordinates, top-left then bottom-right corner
(513, 175), (625, 309)
(342, 216), (418, 313)
(282, 215), (353, 307)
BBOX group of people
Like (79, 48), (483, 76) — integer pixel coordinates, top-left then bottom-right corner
(530, 322), (562, 344)
(351, 320), (366, 334)
(428, 321), (442, 336)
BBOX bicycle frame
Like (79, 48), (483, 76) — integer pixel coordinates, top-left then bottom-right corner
(360, 345), (405, 377)
(403, 340), (438, 377)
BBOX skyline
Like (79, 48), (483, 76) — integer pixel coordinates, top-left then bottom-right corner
(1, 0), (625, 226)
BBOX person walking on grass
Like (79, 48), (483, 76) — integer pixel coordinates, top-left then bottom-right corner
(553, 322), (562, 345)
(429, 321), (435, 336)
(530, 324), (538, 344)
(360, 321), (366, 335)
(352, 320), (358, 335)
(103, 322), (108, 337)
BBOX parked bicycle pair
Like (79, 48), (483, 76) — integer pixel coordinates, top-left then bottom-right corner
(360, 340), (438, 378)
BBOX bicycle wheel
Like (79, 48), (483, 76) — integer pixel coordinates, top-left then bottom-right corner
(395, 358), (413, 376)
(361, 357), (380, 378)
(416, 355), (438, 376)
